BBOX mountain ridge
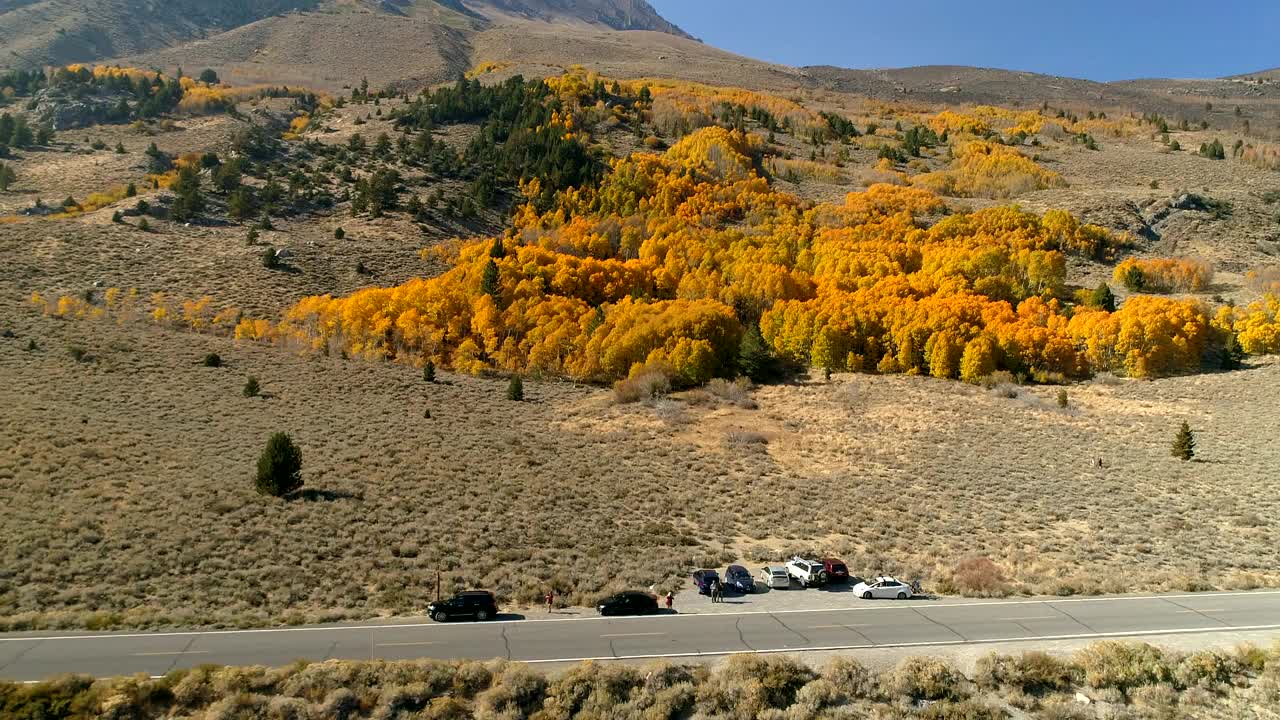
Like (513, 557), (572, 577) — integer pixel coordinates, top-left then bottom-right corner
(0, 0), (687, 71)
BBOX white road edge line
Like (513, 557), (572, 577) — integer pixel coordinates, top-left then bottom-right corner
(131, 650), (210, 657)
(600, 632), (667, 638)
(3, 590), (1278, 642)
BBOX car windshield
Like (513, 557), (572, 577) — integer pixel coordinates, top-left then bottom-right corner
(772, 569), (787, 576)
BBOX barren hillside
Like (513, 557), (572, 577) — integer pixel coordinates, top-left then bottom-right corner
(0, 0), (687, 75)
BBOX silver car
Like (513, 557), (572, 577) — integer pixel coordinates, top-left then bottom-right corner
(852, 576), (912, 600)
(758, 566), (791, 589)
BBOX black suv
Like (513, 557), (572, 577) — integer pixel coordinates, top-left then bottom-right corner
(597, 591), (659, 616)
(428, 591), (499, 622)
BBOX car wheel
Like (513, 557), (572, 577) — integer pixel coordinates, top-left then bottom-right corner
(897, 592), (908, 600)
(433, 611), (448, 622)
(862, 591), (873, 600)
(476, 609), (490, 621)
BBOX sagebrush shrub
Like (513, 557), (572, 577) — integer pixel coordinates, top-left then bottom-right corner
(889, 657), (966, 701)
(821, 656), (880, 700)
(1174, 651), (1240, 690)
(474, 666), (546, 719)
(613, 367), (672, 403)
(974, 651), (1076, 695)
(949, 556), (1009, 596)
(1075, 641), (1173, 692)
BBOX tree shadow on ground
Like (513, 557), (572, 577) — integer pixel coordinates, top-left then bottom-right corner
(294, 488), (363, 502)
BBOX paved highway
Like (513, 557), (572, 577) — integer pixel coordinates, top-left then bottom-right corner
(3, 591), (1279, 682)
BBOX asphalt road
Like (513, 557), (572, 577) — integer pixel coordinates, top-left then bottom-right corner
(3, 591), (1279, 682)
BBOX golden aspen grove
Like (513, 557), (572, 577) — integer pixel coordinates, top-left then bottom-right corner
(247, 121), (1277, 386)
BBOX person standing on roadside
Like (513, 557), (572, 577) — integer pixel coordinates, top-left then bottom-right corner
(665, 591), (674, 612)
(545, 589), (555, 614)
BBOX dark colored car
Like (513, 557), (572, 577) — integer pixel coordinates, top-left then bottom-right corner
(429, 591), (499, 622)
(822, 558), (851, 584)
(692, 569), (721, 595)
(597, 591), (659, 616)
(724, 565), (755, 593)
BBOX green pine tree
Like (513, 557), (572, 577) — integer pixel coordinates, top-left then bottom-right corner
(423, 360), (436, 383)
(255, 432), (303, 497)
(507, 374), (524, 401)
(169, 165), (204, 222)
(481, 258), (500, 297)
(243, 376), (260, 397)
(1090, 282), (1116, 312)
(1171, 421), (1195, 461)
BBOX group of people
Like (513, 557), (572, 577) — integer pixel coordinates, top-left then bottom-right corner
(707, 579), (727, 603)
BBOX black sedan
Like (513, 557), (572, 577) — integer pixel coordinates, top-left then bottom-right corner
(597, 591), (659, 616)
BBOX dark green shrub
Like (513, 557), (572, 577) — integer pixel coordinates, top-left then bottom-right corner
(1120, 263), (1145, 292)
(255, 432), (302, 497)
(243, 376), (260, 397)
(262, 246), (279, 269)
(423, 360), (435, 382)
(1090, 282), (1116, 311)
(507, 374), (524, 401)
(203, 353), (222, 368)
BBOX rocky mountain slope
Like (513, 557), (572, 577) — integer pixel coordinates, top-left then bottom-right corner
(0, 0), (686, 72)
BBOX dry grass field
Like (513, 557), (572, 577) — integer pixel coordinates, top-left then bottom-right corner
(1, 288), (1277, 629)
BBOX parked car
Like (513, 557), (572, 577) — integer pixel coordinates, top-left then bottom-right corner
(692, 569), (721, 595)
(429, 590), (499, 622)
(821, 558), (851, 583)
(852, 576), (913, 600)
(597, 591), (659, 616)
(724, 565), (755, 593)
(786, 556), (829, 588)
(758, 566), (791, 589)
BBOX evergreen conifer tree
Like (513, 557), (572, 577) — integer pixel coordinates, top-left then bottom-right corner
(1171, 421), (1195, 461)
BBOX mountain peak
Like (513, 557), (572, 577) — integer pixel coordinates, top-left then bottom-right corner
(463, 0), (690, 37)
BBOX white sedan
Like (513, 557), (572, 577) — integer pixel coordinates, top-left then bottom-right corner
(852, 576), (913, 600)
(758, 566), (791, 589)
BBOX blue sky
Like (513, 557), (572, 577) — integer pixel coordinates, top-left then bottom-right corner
(647, 1), (1278, 82)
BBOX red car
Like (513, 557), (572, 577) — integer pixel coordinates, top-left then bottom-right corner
(822, 558), (851, 583)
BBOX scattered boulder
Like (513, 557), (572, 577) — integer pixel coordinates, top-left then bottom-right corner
(29, 87), (126, 131)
